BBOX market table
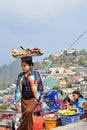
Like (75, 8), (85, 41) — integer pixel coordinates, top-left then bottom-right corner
(52, 119), (87, 130)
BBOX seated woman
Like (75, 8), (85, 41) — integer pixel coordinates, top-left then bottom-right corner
(72, 91), (87, 118)
(62, 96), (73, 110)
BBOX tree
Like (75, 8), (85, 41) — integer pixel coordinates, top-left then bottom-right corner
(79, 49), (87, 55)
(72, 50), (78, 57)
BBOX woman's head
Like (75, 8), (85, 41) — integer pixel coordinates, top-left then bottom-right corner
(72, 91), (82, 100)
(21, 56), (34, 73)
(64, 96), (71, 106)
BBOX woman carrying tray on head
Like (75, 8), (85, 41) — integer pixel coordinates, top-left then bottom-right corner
(14, 55), (44, 130)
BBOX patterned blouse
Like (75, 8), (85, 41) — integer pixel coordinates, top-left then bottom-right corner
(15, 70), (44, 102)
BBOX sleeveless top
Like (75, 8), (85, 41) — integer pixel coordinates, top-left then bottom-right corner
(22, 74), (34, 99)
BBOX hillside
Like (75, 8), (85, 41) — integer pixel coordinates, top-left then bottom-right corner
(0, 59), (21, 85)
(0, 49), (87, 87)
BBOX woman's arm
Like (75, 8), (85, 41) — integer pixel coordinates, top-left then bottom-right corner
(15, 73), (22, 102)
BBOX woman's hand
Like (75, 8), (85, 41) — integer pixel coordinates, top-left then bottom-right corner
(39, 99), (44, 104)
(15, 102), (19, 110)
(71, 97), (75, 102)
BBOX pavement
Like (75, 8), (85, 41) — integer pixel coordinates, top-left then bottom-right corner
(51, 119), (87, 130)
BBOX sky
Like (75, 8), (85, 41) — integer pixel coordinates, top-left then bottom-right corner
(0, 0), (87, 66)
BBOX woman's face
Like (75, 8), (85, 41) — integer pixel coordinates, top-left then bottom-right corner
(21, 62), (32, 73)
(73, 94), (79, 100)
(64, 101), (70, 106)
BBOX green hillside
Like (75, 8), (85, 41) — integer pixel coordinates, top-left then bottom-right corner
(0, 59), (21, 85)
(0, 49), (87, 88)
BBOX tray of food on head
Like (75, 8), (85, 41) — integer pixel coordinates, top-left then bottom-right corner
(11, 47), (43, 58)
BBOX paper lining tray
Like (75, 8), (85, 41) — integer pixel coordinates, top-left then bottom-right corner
(12, 53), (43, 58)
